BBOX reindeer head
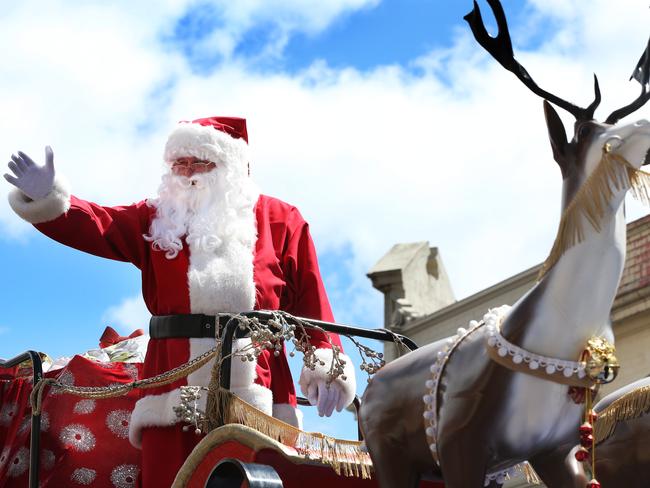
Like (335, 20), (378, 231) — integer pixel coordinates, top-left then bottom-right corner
(465, 0), (650, 277)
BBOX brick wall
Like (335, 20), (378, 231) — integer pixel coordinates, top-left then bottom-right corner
(617, 214), (650, 296)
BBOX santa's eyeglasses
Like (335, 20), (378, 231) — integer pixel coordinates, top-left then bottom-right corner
(172, 157), (214, 168)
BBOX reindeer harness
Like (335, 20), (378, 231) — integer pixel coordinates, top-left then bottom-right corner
(421, 304), (619, 485)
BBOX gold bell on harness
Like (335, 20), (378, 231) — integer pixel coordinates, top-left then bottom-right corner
(583, 337), (619, 384)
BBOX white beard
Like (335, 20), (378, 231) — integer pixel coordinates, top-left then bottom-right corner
(144, 165), (260, 313)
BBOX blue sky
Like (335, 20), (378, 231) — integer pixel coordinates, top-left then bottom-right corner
(168, 0), (533, 75)
(0, 0), (536, 358)
(1, 0), (649, 439)
(280, 0), (536, 72)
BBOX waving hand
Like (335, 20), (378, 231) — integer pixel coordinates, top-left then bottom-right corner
(4, 146), (55, 200)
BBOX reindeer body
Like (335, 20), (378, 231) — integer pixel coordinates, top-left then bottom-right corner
(359, 2), (650, 487)
(360, 120), (650, 488)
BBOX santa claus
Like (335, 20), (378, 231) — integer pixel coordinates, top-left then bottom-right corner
(4, 116), (356, 487)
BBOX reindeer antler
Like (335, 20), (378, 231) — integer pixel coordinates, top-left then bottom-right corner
(464, 0), (601, 121)
(605, 37), (650, 124)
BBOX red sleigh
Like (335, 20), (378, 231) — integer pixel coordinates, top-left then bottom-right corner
(0, 313), (445, 488)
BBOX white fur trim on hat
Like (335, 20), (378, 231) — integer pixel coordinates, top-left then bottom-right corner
(8, 176), (70, 224)
(164, 122), (249, 171)
(298, 349), (356, 411)
(272, 403), (303, 429)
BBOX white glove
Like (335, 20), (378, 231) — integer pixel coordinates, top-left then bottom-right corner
(303, 379), (346, 417)
(299, 348), (356, 418)
(4, 146), (55, 200)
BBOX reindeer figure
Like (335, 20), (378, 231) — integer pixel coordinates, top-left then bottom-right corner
(359, 1), (650, 487)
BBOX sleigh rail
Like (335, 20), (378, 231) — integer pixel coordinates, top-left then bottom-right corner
(1, 312), (417, 488)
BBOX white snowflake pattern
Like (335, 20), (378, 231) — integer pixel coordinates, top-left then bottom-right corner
(41, 411), (50, 431)
(18, 411), (50, 434)
(41, 449), (55, 471)
(0, 403), (16, 426)
(17, 417), (29, 435)
(0, 447), (10, 468)
(51, 370), (75, 395)
(59, 424), (96, 452)
(96, 361), (116, 369)
(106, 410), (131, 439)
(110, 464), (139, 488)
(73, 399), (97, 415)
(71, 467), (97, 485)
(123, 364), (139, 380)
(7, 446), (29, 478)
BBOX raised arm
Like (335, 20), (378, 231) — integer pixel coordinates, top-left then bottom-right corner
(5, 147), (148, 267)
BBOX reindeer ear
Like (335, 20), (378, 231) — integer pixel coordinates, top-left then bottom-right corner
(543, 100), (568, 168)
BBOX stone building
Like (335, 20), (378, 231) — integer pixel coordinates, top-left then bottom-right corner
(367, 214), (650, 486)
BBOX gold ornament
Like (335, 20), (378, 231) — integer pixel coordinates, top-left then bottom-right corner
(582, 337), (619, 384)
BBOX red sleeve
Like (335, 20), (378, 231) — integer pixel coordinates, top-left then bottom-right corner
(34, 196), (149, 269)
(279, 208), (343, 350)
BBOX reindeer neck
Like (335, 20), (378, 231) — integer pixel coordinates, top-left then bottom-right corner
(514, 206), (625, 358)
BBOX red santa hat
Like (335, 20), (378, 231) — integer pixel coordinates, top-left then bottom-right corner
(163, 116), (249, 169)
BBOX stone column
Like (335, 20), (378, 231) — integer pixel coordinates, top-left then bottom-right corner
(367, 242), (455, 360)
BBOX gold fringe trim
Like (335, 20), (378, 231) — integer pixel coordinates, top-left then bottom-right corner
(204, 341), (229, 431)
(594, 384), (650, 444)
(519, 462), (542, 485)
(219, 389), (372, 479)
(539, 148), (650, 280)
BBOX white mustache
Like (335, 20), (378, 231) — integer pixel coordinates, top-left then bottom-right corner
(145, 167), (258, 259)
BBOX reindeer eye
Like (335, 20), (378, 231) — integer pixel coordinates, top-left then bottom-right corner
(604, 135), (624, 151)
(578, 124), (591, 139)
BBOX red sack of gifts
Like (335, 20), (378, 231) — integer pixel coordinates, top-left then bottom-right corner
(0, 355), (143, 487)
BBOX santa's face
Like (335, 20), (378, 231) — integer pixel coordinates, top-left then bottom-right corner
(145, 156), (259, 259)
(171, 157), (216, 178)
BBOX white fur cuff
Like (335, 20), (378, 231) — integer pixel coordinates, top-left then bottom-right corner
(129, 389), (182, 448)
(298, 349), (356, 410)
(231, 383), (273, 416)
(128, 383), (273, 449)
(8, 177), (70, 224)
(272, 403), (303, 429)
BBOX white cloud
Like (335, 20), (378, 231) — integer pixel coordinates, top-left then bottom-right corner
(2, 0), (650, 322)
(159, 0), (380, 61)
(102, 296), (151, 334)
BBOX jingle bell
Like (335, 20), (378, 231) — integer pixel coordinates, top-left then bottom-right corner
(575, 448), (590, 462)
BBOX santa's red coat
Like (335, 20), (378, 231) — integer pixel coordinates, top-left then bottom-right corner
(28, 190), (343, 443)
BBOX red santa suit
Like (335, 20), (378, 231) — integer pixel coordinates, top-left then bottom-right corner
(7, 117), (356, 487)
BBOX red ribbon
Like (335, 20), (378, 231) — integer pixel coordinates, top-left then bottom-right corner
(99, 326), (144, 349)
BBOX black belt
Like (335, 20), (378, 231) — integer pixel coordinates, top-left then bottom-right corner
(149, 314), (233, 339)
